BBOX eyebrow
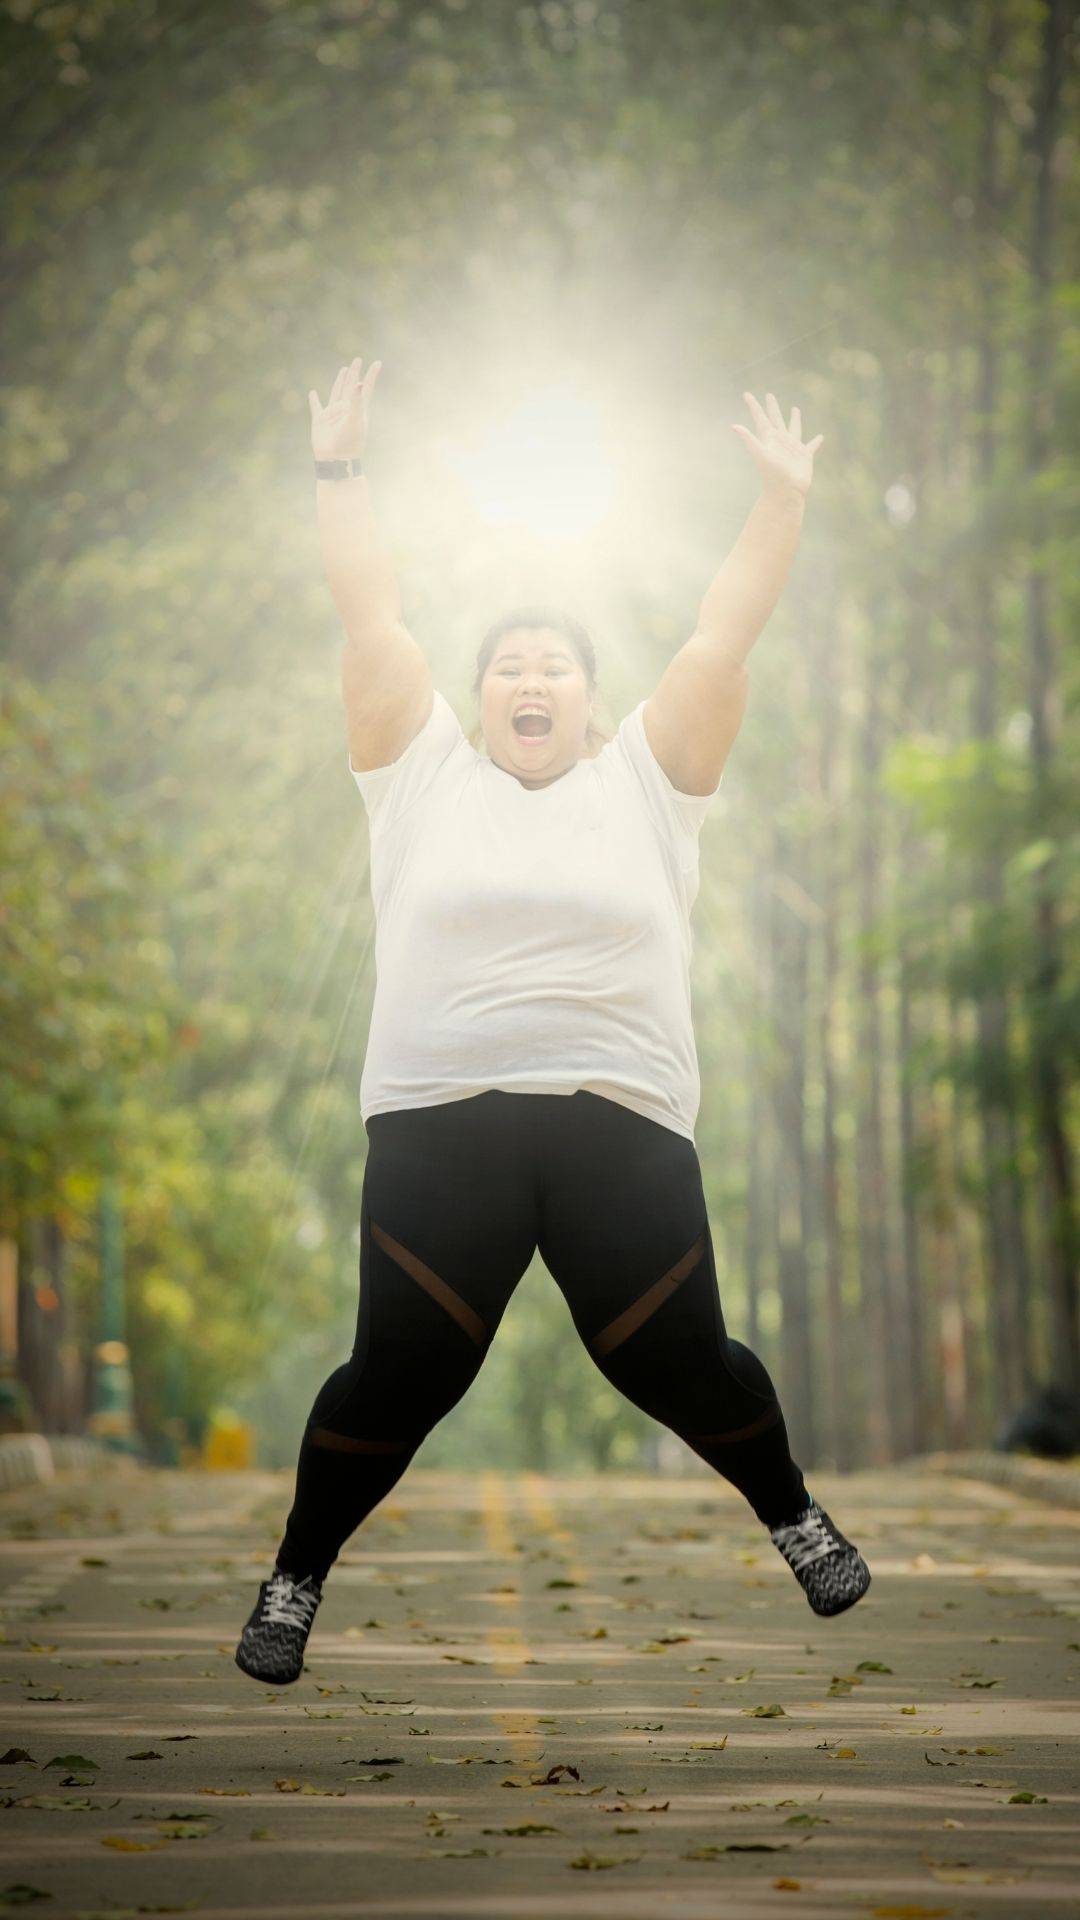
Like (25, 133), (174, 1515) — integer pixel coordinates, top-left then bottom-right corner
(494, 649), (573, 661)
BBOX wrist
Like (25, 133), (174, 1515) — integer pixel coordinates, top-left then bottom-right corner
(760, 479), (807, 512)
(315, 455), (365, 481)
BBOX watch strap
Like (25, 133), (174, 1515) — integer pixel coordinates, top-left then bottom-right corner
(315, 456), (364, 480)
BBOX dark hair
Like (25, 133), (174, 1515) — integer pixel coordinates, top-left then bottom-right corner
(469, 604), (612, 752)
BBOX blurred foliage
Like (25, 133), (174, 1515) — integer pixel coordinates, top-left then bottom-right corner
(2, 0), (1076, 1469)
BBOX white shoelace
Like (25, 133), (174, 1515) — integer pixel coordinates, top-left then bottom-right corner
(264, 1574), (320, 1630)
(770, 1506), (839, 1574)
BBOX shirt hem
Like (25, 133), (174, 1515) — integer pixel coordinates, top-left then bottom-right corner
(361, 1080), (696, 1143)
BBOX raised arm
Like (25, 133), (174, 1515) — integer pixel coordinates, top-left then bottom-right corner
(310, 357), (432, 772)
(643, 391), (822, 795)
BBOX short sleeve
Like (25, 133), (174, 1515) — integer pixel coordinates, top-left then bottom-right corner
(615, 698), (722, 864)
(348, 687), (465, 824)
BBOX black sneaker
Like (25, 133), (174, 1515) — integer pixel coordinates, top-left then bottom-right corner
(769, 1499), (871, 1617)
(235, 1570), (323, 1684)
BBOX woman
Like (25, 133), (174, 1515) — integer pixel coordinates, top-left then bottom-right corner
(235, 356), (869, 1686)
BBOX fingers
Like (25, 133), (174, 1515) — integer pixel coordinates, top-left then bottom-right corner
(745, 391), (821, 451)
(308, 389), (320, 421)
(732, 423), (766, 456)
(743, 391), (770, 436)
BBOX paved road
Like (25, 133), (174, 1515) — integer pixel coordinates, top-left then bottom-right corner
(0, 1461), (1077, 1918)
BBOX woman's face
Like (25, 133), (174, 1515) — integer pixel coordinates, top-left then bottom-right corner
(479, 627), (592, 788)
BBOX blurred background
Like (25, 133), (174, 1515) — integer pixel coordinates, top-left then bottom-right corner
(2, 0), (1076, 1479)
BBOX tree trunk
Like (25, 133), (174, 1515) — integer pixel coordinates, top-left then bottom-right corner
(770, 844), (816, 1461)
(1024, 0), (1078, 1389)
(811, 597), (849, 1469)
(744, 864), (769, 1359)
(854, 653), (895, 1462)
(970, 0), (1034, 1417)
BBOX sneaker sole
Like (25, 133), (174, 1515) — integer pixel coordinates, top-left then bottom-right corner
(809, 1569), (871, 1617)
(234, 1645), (303, 1686)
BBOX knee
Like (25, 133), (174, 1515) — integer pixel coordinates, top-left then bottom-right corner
(721, 1338), (779, 1406)
(308, 1360), (361, 1432)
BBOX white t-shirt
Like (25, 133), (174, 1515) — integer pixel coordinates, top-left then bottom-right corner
(349, 689), (722, 1142)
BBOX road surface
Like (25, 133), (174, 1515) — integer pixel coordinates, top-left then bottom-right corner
(0, 1460), (1077, 1917)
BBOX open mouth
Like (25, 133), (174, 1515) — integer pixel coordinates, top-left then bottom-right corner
(512, 712), (553, 738)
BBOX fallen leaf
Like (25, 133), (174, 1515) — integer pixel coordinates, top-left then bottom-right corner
(484, 1822), (559, 1836)
(0, 1752), (35, 1767)
(1007, 1790), (1048, 1804)
(43, 1755), (96, 1773)
(431, 1846), (497, 1858)
(152, 1813), (221, 1839)
(13, 1796), (106, 1812)
(567, 1851), (640, 1869)
(686, 1841), (789, 1856)
(0, 1891), (53, 1908)
(744, 1704), (786, 1718)
(856, 1660), (892, 1673)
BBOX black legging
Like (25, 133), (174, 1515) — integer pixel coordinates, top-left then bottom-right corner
(276, 1090), (806, 1582)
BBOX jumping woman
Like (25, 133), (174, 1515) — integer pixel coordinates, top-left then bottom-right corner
(236, 356), (870, 1685)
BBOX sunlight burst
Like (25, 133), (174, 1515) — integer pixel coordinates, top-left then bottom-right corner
(447, 383), (616, 540)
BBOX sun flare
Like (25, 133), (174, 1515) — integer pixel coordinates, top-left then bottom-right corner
(446, 383), (617, 541)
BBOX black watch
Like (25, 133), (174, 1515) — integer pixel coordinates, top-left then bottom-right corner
(314, 457), (364, 480)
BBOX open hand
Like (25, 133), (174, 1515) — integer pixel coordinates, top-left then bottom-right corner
(732, 391), (823, 497)
(308, 355), (381, 462)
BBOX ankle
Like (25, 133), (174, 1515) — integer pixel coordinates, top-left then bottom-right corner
(274, 1561), (323, 1585)
(767, 1491), (813, 1531)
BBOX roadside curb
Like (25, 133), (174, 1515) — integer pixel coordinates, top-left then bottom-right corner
(0, 1432), (139, 1494)
(921, 1448), (1080, 1511)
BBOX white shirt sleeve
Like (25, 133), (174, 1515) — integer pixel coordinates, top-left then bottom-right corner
(348, 687), (465, 824)
(615, 698), (723, 868)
